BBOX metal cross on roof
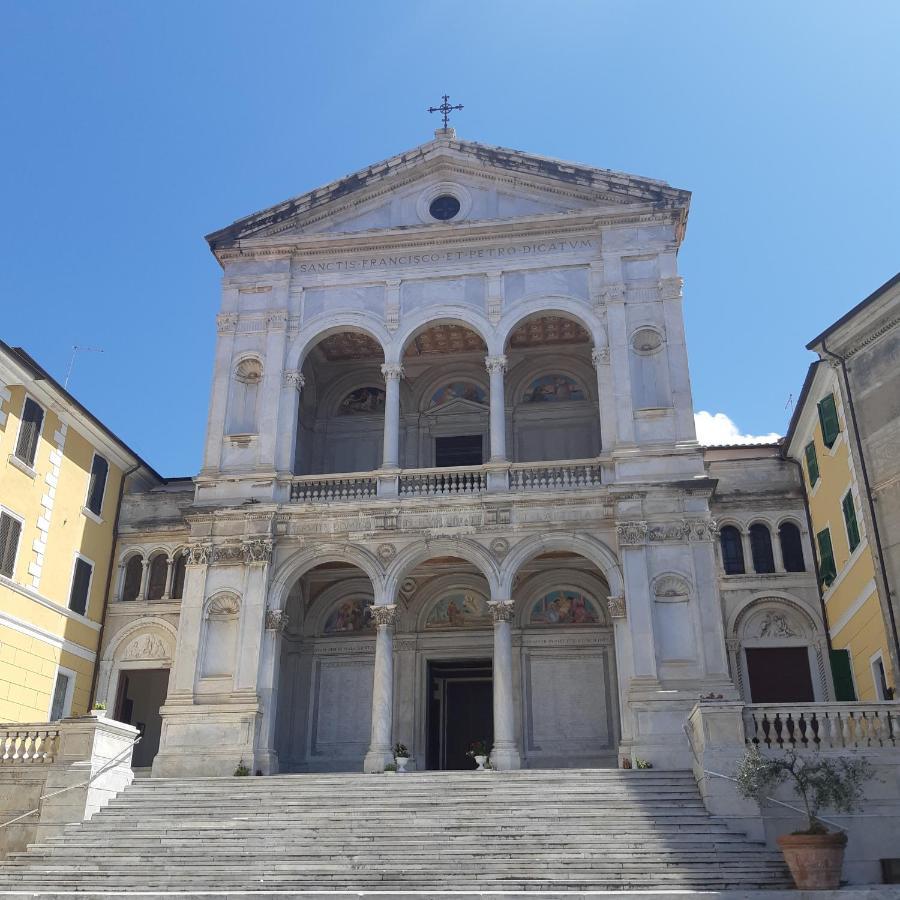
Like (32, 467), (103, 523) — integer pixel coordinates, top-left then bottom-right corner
(428, 94), (463, 129)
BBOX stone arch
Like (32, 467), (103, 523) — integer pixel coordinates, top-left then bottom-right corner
(517, 568), (611, 628)
(413, 363), (490, 412)
(270, 542), (386, 612)
(391, 309), (494, 364)
(498, 532), (623, 599)
(285, 316), (391, 370)
(729, 592), (830, 702)
(384, 538), (502, 603)
(309, 576), (376, 637)
(95, 617), (177, 706)
(410, 572), (493, 632)
(498, 297), (605, 353)
(508, 356), (597, 405)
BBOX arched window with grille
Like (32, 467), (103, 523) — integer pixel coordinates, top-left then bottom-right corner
(750, 524), (776, 574)
(170, 552), (187, 599)
(121, 555), (143, 601)
(146, 554), (169, 601)
(779, 523), (806, 572)
(720, 526), (745, 575)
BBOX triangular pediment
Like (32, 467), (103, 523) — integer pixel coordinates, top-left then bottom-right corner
(207, 133), (690, 254)
(424, 396), (489, 417)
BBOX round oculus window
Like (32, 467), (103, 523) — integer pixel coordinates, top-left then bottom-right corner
(429, 194), (461, 220)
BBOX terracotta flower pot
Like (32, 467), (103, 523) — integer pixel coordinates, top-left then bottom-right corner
(777, 831), (848, 889)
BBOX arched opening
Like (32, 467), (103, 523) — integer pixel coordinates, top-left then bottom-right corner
(503, 312), (599, 462)
(511, 549), (618, 768)
(294, 330), (386, 475)
(720, 525), (745, 575)
(401, 322), (489, 468)
(121, 555), (143, 602)
(274, 561), (377, 772)
(779, 522), (806, 572)
(146, 553), (168, 602)
(170, 552), (187, 599)
(750, 523), (775, 574)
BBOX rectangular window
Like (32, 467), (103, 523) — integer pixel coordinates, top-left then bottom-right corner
(817, 527), (837, 588)
(842, 490), (861, 553)
(871, 654), (891, 701)
(817, 393), (840, 448)
(85, 454), (109, 517)
(0, 512), (23, 578)
(804, 441), (820, 486)
(68, 557), (93, 616)
(14, 397), (44, 468)
(49, 670), (72, 720)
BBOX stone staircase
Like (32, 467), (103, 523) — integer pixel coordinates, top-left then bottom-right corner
(0, 769), (791, 892)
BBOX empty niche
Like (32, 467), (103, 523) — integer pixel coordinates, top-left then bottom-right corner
(652, 574), (695, 662)
(629, 326), (671, 409)
(201, 593), (241, 678)
(227, 357), (263, 434)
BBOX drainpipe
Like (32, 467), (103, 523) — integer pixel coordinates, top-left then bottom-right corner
(88, 461), (141, 709)
(819, 340), (900, 673)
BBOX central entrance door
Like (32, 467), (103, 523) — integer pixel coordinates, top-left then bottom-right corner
(427, 659), (493, 770)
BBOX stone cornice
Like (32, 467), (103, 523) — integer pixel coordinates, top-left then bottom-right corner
(216, 206), (682, 265)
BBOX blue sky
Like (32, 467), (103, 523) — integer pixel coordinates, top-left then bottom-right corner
(2, 1), (898, 475)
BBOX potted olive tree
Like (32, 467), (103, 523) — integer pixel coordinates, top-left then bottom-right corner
(735, 745), (873, 889)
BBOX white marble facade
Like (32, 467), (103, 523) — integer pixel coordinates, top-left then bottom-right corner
(97, 130), (827, 776)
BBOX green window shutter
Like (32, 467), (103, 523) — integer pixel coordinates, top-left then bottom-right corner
(817, 527), (837, 588)
(818, 394), (840, 448)
(804, 441), (820, 486)
(0, 513), (22, 578)
(86, 455), (109, 517)
(830, 649), (857, 701)
(68, 558), (93, 616)
(842, 491), (861, 552)
(14, 398), (44, 467)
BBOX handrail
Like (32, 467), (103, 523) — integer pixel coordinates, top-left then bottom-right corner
(0, 734), (141, 832)
(681, 720), (846, 832)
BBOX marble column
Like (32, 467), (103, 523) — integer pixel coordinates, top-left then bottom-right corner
(275, 370), (305, 475)
(380, 365), (403, 469)
(591, 346), (617, 452)
(363, 604), (396, 773)
(489, 599), (521, 770)
(485, 355), (508, 462)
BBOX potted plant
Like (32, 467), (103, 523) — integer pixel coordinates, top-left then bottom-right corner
(393, 743), (411, 774)
(466, 740), (490, 771)
(735, 745), (873, 889)
(89, 701), (107, 718)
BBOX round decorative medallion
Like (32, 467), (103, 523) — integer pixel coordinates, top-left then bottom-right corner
(400, 577), (417, 596)
(490, 537), (510, 559)
(377, 543), (397, 563)
(429, 194), (461, 220)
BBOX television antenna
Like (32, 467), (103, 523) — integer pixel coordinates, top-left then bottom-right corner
(64, 345), (104, 389)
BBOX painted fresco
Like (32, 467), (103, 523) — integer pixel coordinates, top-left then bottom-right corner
(338, 387), (386, 415)
(428, 382), (488, 408)
(529, 590), (600, 625)
(323, 598), (374, 633)
(425, 592), (493, 629)
(522, 374), (585, 403)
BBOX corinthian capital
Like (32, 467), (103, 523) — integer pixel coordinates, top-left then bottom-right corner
(484, 354), (508, 376)
(489, 599), (515, 623)
(380, 364), (404, 382)
(283, 370), (306, 391)
(591, 346), (610, 367)
(368, 604), (397, 627)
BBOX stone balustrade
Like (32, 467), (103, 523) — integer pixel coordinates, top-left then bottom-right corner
(0, 727), (60, 764)
(288, 457), (610, 502)
(289, 472), (378, 502)
(398, 466), (487, 497)
(509, 458), (604, 491)
(744, 702), (900, 750)
(0, 715), (138, 858)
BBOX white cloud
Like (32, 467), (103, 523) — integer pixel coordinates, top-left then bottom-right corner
(694, 411), (781, 446)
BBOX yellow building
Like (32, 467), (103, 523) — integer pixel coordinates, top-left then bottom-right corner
(0, 341), (158, 722)
(785, 273), (900, 701)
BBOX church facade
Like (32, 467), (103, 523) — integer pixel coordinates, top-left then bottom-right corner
(96, 130), (828, 776)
